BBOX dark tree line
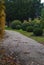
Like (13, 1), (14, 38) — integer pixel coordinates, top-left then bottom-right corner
(5, 0), (42, 24)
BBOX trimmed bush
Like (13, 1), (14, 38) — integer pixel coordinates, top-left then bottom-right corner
(33, 28), (43, 36)
(26, 26), (33, 32)
(33, 23), (42, 29)
(22, 21), (30, 31)
(33, 18), (40, 23)
(40, 21), (44, 29)
(16, 25), (21, 30)
(11, 20), (21, 29)
(29, 21), (35, 26)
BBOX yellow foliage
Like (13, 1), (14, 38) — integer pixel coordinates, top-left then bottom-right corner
(33, 18), (40, 23)
(0, 0), (5, 39)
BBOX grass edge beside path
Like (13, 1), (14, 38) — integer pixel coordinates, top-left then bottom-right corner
(5, 27), (44, 44)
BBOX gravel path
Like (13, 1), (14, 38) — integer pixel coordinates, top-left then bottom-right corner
(0, 30), (44, 65)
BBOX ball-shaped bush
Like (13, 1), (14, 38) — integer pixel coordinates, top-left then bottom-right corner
(11, 20), (21, 29)
(16, 25), (21, 30)
(22, 22), (30, 31)
(26, 26), (33, 32)
(33, 28), (43, 36)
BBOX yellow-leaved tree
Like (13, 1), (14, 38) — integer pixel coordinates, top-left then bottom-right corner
(0, 0), (5, 39)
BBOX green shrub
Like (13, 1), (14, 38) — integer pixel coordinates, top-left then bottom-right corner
(29, 21), (35, 26)
(26, 26), (33, 32)
(11, 20), (21, 29)
(40, 21), (44, 29)
(22, 22), (29, 31)
(34, 23), (42, 28)
(16, 25), (21, 30)
(33, 18), (40, 23)
(33, 28), (43, 36)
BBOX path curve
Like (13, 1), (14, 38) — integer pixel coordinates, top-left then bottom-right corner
(2, 30), (44, 65)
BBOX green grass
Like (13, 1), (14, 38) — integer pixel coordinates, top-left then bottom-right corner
(15, 29), (44, 43)
(5, 27), (12, 30)
(5, 27), (44, 44)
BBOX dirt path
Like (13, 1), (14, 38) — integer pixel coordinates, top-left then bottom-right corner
(0, 30), (44, 65)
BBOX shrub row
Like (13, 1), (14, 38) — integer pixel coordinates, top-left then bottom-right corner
(11, 20), (43, 36)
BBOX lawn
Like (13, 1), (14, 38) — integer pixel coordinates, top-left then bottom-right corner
(5, 27), (44, 44)
(15, 29), (44, 44)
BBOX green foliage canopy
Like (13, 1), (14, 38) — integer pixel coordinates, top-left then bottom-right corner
(5, 0), (41, 22)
